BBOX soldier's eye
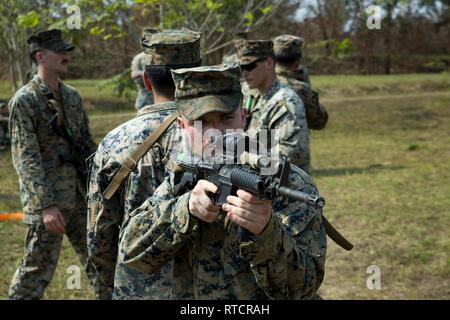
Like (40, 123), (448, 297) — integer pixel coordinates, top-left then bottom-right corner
(222, 114), (234, 121)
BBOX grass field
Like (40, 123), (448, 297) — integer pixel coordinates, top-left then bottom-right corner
(0, 74), (449, 299)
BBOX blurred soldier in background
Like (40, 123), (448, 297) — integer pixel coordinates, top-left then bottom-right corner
(237, 40), (310, 172)
(130, 28), (156, 111)
(273, 35), (328, 130)
(222, 30), (248, 66)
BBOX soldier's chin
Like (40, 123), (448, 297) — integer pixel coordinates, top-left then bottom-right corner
(59, 65), (69, 74)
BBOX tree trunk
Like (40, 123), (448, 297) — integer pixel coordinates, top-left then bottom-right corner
(9, 53), (17, 93)
(384, 1), (394, 75)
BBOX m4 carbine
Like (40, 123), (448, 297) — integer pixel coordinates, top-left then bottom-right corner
(176, 133), (325, 242)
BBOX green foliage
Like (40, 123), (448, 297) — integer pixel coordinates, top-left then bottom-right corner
(98, 68), (136, 100)
(206, 0), (224, 10)
(407, 143), (420, 151)
(17, 11), (40, 28)
(244, 11), (254, 26)
(260, 5), (273, 15)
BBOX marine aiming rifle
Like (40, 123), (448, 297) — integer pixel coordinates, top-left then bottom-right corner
(176, 132), (325, 243)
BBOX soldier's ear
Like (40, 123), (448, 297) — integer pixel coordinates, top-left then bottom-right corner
(142, 72), (153, 92)
(266, 56), (275, 70)
(35, 50), (46, 64)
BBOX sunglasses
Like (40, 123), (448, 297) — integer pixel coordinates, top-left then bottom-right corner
(240, 57), (267, 72)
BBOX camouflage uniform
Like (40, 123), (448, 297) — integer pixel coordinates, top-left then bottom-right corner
(297, 64), (311, 85)
(222, 52), (239, 66)
(237, 40), (310, 172)
(117, 65), (327, 299)
(87, 28), (201, 299)
(276, 66), (328, 130)
(274, 35), (328, 130)
(7, 29), (109, 299)
(131, 51), (154, 111)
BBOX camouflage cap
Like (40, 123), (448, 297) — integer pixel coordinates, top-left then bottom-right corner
(273, 35), (304, 60)
(27, 29), (74, 54)
(140, 28), (201, 66)
(237, 40), (274, 66)
(172, 64), (242, 121)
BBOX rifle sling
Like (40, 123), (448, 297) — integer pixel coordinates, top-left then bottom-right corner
(323, 216), (354, 251)
(102, 112), (179, 200)
(29, 79), (72, 141)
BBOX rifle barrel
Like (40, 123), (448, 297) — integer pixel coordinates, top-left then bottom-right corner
(278, 186), (325, 208)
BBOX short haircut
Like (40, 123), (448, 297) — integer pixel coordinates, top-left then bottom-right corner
(30, 51), (40, 64)
(144, 61), (201, 98)
(274, 52), (302, 66)
(30, 49), (49, 64)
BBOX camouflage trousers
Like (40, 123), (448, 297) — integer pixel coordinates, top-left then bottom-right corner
(8, 204), (111, 300)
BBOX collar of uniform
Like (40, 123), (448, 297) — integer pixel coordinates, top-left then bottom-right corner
(32, 75), (52, 96)
(137, 101), (177, 116)
(260, 79), (281, 102)
(32, 74), (66, 97)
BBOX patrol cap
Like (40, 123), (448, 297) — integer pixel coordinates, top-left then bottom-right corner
(27, 29), (74, 54)
(237, 40), (274, 66)
(172, 64), (242, 121)
(273, 35), (304, 60)
(140, 28), (201, 66)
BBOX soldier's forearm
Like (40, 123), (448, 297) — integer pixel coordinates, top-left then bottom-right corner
(119, 192), (196, 274)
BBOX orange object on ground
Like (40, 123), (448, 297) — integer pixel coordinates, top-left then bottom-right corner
(0, 212), (23, 221)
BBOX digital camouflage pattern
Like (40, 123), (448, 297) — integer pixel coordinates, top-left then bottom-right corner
(116, 65), (325, 299)
(297, 64), (311, 85)
(131, 52), (154, 111)
(87, 27), (202, 299)
(276, 64), (328, 130)
(7, 75), (108, 299)
(27, 29), (74, 55)
(118, 161), (327, 299)
(87, 102), (180, 299)
(237, 40), (274, 65)
(9, 75), (97, 223)
(222, 52), (239, 66)
(273, 35), (304, 61)
(173, 64), (242, 121)
(9, 195), (108, 299)
(244, 80), (310, 172)
(141, 28), (201, 66)
(273, 34), (311, 85)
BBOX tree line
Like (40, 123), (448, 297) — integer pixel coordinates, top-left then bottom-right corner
(0, 0), (448, 93)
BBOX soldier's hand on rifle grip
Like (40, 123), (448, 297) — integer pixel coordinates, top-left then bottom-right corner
(188, 180), (221, 223)
(223, 189), (272, 236)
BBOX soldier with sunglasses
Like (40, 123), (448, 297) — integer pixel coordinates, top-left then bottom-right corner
(238, 40), (310, 173)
